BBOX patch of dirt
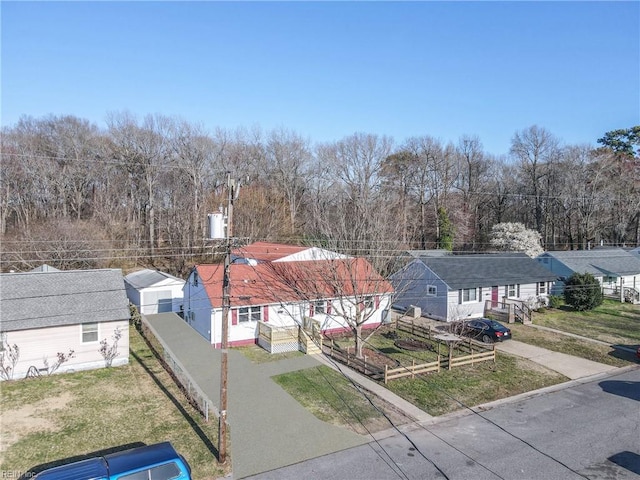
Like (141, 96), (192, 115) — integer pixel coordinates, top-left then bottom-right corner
(359, 347), (398, 368)
(394, 339), (435, 352)
(1, 391), (74, 452)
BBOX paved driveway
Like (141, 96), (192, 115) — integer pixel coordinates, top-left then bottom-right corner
(495, 340), (618, 379)
(144, 314), (368, 479)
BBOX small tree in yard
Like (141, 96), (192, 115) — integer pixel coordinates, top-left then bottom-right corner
(0, 335), (20, 380)
(43, 350), (75, 375)
(263, 256), (394, 359)
(564, 272), (603, 311)
(100, 328), (123, 367)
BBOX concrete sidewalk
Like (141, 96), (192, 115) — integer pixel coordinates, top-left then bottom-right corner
(495, 340), (618, 379)
(313, 354), (433, 423)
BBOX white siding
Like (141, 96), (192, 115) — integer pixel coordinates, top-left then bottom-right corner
(447, 289), (484, 321)
(205, 295), (393, 347)
(2, 320), (129, 380)
(139, 284), (185, 315)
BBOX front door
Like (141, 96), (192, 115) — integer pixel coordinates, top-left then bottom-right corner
(491, 286), (499, 308)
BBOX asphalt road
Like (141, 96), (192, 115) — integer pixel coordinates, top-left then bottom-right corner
(245, 367), (640, 480)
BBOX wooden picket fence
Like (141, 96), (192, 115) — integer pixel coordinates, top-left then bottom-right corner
(323, 320), (496, 383)
(325, 341), (385, 381)
(383, 358), (440, 383)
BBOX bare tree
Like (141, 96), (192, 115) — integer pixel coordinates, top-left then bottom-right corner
(510, 126), (561, 243)
(263, 128), (312, 234)
(107, 112), (172, 256)
(264, 255), (393, 359)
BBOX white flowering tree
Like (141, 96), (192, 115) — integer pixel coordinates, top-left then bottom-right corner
(490, 222), (543, 257)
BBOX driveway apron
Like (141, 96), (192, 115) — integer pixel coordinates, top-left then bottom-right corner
(144, 314), (367, 479)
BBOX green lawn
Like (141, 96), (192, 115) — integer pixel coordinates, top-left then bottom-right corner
(236, 345), (304, 363)
(0, 326), (227, 479)
(533, 299), (640, 345)
(509, 324), (635, 366)
(276, 337), (565, 420)
(273, 365), (412, 434)
(385, 354), (566, 416)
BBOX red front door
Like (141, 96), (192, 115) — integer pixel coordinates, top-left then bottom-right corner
(491, 286), (499, 307)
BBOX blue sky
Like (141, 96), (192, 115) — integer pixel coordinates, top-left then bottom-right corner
(2, 1), (639, 156)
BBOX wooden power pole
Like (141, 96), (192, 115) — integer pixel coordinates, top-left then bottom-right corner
(218, 172), (236, 464)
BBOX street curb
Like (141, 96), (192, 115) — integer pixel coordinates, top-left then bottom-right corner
(369, 363), (640, 441)
(425, 363), (639, 426)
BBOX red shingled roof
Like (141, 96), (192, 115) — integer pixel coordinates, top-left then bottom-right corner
(231, 241), (308, 262)
(196, 257), (393, 308)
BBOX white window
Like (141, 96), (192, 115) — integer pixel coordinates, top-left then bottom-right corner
(314, 300), (325, 314)
(363, 296), (374, 310)
(427, 285), (437, 296)
(238, 306), (261, 323)
(462, 288), (477, 303)
(82, 323), (99, 343)
(507, 284), (520, 298)
(538, 282), (546, 294)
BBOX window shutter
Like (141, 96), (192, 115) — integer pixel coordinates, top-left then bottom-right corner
(309, 304), (315, 317)
(263, 305), (269, 323)
(375, 295), (380, 309)
(458, 290), (462, 304)
(231, 309), (238, 326)
(327, 302), (332, 314)
(478, 288), (482, 301)
(517, 284), (520, 297)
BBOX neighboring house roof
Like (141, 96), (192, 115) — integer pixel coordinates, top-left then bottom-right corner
(124, 269), (185, 289)
(195, 254), (393, 308)
(412, 253), (558, 290)
(231, 242), (309, 262)
(539, 248), (640, 277)
(406, 250), (452, 258)
(231, 242), (349, 263)
(29, 264), (61, 273)
(0, 269), (130, 332)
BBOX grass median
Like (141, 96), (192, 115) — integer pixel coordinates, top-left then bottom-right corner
(0, 325), (227, 479)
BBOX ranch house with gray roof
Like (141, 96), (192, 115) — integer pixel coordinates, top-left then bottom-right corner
(537, 248), (640, 303)
(0, 268), (130, 380)
(390, 253), (557, 322)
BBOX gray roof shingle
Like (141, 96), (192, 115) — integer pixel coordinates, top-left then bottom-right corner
(0, 269), (130, 332)
(417, 253), (558, 290)
(124, 269), (184, 289)
(539, 248), (640, 276)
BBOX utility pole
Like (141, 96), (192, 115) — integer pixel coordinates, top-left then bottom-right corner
(218, 172), (235, 464)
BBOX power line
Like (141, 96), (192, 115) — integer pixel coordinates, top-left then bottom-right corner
(351, 329), (592, 480)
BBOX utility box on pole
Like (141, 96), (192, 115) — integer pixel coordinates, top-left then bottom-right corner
(208, 212), (226, 240)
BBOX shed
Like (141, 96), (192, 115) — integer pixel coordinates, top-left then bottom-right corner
(124, 269), (185, 315)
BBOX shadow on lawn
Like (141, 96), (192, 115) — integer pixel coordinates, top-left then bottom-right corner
(22, 442), (145, 479)
(131, 349), (220, 460)
(607, 344), (640, 363)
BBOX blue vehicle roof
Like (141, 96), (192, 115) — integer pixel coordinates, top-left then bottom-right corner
(104, 442), (183, 475)
(35, 457), (108, 480)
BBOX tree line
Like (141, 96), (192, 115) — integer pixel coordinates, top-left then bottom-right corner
(1, 114), (638, 276)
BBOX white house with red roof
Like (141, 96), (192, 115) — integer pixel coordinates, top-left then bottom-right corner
(182, 242), (394, 349)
